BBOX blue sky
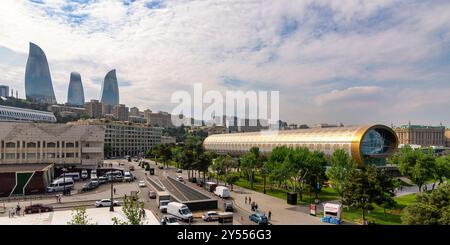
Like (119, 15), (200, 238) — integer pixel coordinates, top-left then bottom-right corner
(0, 0), (449, 126)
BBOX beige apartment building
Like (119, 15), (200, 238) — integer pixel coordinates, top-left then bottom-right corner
(71, 119), (162, 158)
(161, 136), (176, 144)
(394, 124), (446, 147)
(144, 109), (173, 128)
(85, 99), (103, 118)
(0, 122), (104, 169)
(112, 104), (129, 121)
(445, 129), (450, 147)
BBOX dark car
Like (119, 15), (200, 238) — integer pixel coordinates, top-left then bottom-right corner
(158, 166), (164, 170)
(249, 212), (268, 225)
(25, 204), (53, 214)
(81, 181), (98, 192)
(176, 169), (182, 173)
(224, 202), (234, 212)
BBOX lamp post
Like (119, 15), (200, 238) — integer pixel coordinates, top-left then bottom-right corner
(110, 163), (114, 212)
(62, 168), (67, 196)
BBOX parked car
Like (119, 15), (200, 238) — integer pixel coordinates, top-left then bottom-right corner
(81, 181), (98, 192)
(98, 176), (108, 184)
(148, 191), (157, 199)
(81, 170), (88, 179)
(224, 202), (234, 212)
(176, 176), (184, 182)
(138, 180), (146, 187)
(160, 216), (180, 225)
(197, 181), (204, 187)
(95, 199), (119, 207)
(46, 177), (74, 193)
(202, 211), (219, 221)
(176, 169), (182, 173)
(124, 171), (133, 182)
(24, 204), (53, 214)
(129, 166), (135, 171)
(158, 166), (164, 170)
(249, 212), (269, 225)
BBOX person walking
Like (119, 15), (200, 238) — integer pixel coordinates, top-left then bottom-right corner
(113, 187), (116, 195)
(268, 211), (272, 221)
(255, 203), (258, 211)
(245, 196), (247, 204)
(248, 196), (252, 205)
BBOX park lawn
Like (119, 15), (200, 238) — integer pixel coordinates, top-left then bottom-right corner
(233, 174), (340, 204)
(340, 193), (418, 225)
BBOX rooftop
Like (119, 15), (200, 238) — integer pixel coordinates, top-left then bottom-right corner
(0, 164), (53, 173)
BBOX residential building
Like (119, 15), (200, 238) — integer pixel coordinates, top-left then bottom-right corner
(70, 119), (162, 158)
(48, 104), (86, 117)
(85, 99), (103, 118)
(25, 42), (57, 104)
(445, 129), (450, 147)
(394, 124), (445, 147)
(67, 72), (85, 107)
(128, 116), (146, 124)
(204, 124), (399, 166)
(129, 107), (140, 117)
(112, 104), (129, 121)
(0, 122), (104, 169)
(0, 105), (56, 123)
(144, 110), (173, 128)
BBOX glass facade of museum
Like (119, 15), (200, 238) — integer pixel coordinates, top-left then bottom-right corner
(100, 69), (119, 106)
(67, 72), (85, 107)
(25, 42), (57, 104)
(203, 124), (398, 166)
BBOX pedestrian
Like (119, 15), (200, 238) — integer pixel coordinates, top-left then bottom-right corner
(16, 204), (21, 216)
(248, 196), (252, 205)
(245, 196), (247, 204)
(255, 203), (258, 211)
(55, 195), (59, 203)
(113, 187), (116, 195)
(268, 211), (272, 220)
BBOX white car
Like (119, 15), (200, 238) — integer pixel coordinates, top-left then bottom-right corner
(95, 199), (119, 207)
(138, 180), (146, 187)
(202, 211), (219, 221)
(176, 176), (184, 182)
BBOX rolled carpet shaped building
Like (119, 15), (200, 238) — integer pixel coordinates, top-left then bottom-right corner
(203, 124), (398, 166)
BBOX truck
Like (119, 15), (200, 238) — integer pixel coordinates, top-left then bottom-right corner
(157, 191), (171, 213)
(166, 202), (193, 222)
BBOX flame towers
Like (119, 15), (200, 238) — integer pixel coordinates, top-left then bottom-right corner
(67, 72), (85, 107)
(100, 69), (119, 106)
(25, 42), (57, 104)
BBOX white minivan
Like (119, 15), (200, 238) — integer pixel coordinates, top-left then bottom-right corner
(166, 202), (193, 222)
(58, 172), (80, 181)
(46, 177), (74, 192)
(81, 170), (88, 179)
(214, 186), (231, 198)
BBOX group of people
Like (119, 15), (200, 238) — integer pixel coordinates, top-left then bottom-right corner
(244, 196), (272, 220)
(55, 194), (63, 203)
(8, 204), (22, 218)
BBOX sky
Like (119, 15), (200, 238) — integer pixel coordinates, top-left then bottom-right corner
(0, 0), (449, 127)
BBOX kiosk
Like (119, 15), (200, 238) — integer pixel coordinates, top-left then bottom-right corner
(322, 203), (342, 225)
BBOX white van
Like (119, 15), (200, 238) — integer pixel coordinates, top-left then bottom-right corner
(58, 172), (80, 181)
(166, 202), (193, 222)
(81, 170), (88, 179)
(124, 171), (133, 182)
(214, 186), (231, 198)
(46, 177), (74, 192)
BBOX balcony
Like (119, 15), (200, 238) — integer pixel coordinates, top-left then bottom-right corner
(81, 147), (102, 153)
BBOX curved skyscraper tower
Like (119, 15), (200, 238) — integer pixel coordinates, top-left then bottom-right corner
(25, 42), (57, 104)
(67, 72), (85, 107)
(100, 69), (119, 106)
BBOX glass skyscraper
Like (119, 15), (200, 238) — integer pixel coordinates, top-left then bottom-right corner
(25, 42), (57, 104)
(100, 69), (119, 106)
(67, 72), (85, 107)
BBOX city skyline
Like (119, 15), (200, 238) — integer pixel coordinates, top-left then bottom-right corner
(0, 0), (450, 126)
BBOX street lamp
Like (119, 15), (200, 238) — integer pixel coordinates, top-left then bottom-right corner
(110, 163), (114, 212)
(62, 168), (67, 196)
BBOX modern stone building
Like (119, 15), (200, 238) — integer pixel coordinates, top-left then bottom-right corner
(394, 124), (446, 147)
(112, 104), (129, 121)
(70, 119), (162, 158)
(144, 110), (173, 128)
(0, 122), (104, 169)
(85, 99), (103, 118)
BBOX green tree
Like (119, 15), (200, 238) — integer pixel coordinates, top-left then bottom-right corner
(226, 175), (239, 190)
(433, 155), (450, 186)
(341, 166), (395, 225)
(305, 151), (327, 200)
(326, 149), (358, 200)
(266, 146), (290, 190)
(104, 144), (112, 158)
(67, 207), (94, 225)
(197, 151), (216, 183)
(395, 146), (435, 192)
(240, 147), (262, 189)
(285, 147), (311, 201)
(112, 195), (145, 225)
(402, 183), (450, 225)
